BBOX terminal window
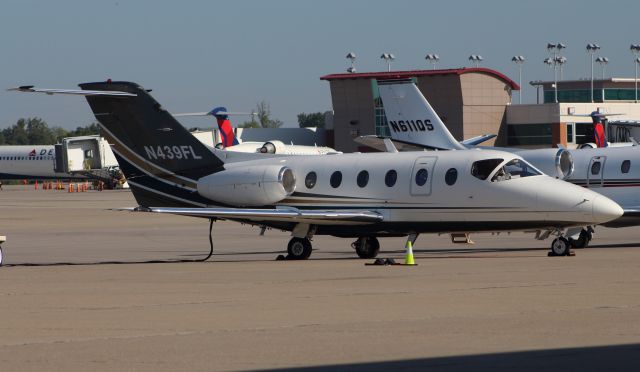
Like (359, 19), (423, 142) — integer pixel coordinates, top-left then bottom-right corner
(507, 124), (552, 146)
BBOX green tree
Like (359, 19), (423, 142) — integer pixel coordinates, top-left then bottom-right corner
(26, 117), (56, 145)
(255, 101), (283, 128)
(67, 122), (100, 137)
(2, 118), (29, 145)
(297, 112), (325, 128)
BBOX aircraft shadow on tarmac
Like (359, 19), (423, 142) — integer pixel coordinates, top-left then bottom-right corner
(264, 343), (640, 372)
(4, 243), (640, 267)
(0, 247), (543, 267)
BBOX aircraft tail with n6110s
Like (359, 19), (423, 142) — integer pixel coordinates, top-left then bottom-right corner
(377, 79), (466, 150)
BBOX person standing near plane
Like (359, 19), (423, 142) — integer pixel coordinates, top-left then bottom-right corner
(592, 112), (608, 148)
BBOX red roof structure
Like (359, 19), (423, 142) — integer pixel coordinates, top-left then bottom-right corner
(320, 67), (520, 90)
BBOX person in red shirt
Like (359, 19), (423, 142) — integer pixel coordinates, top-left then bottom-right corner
(591, 112), (608, 148)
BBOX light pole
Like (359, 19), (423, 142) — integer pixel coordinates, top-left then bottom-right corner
(596, 57), (609, 79)
(468, 55), (483, 68)
(380, 53), (395, 72)
(545, 43), (567, 103)
(556, 56), (567, 80)
(425, 54), (440, 70)
(586, 43), (601, 102)
(631, 44), (640, 102)
(511, 56), (525, 104)
(346, 52), (356, 73)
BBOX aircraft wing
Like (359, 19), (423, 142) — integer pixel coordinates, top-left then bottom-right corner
(461, 134), (497, 146)
(120, 206), (383, 225)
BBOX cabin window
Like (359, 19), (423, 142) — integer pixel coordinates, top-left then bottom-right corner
(305, 172), (317, 189)
(357, 170), (369, 188)
(385, 170), (397, 187)
(591, 162), (601, 175)
(330, 171), (342, 188)
(621, 160), (631, 174)
(471, 158), (503, 180)
(415, 169), (428, 186)
(445, 168), (458, 185)
(492, 159), (542, 182)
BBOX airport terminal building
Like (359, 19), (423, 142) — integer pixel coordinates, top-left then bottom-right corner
(321, 70), (640, 151)
(507, 78), (640, 148)
(321, 68), (519, 152)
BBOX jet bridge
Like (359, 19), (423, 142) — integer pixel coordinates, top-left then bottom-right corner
(54, 135), (122, 185)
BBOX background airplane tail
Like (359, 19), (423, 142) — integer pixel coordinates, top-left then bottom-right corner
(79, 81), (225, 207)
(210, 107), (240, 147)
(378, 79), (466, 150)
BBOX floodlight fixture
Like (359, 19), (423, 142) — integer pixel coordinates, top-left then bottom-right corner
(425, 53), (440, 70)
(380, 53), (395, 72)
(346, 52), (357, 73)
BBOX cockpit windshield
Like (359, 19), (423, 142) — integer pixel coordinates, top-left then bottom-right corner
(471, 158), (503, 180)
(491, 158), (542, 182)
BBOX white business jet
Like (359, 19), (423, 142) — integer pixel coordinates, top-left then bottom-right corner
(375, 78), (640, 248)
(10, 82), (623, 259)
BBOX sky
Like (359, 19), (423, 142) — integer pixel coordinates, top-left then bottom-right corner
(1, 0), (640, 130)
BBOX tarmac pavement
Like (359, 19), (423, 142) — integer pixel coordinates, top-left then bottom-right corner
(0, 185), (639, 371)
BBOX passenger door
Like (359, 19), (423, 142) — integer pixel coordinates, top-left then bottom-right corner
(410, 156), (437, 196)
(587, 156), (605, 188)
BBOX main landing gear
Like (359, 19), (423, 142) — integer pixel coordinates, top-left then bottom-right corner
(352, 237), (380, 259)
(285, 236), (381, 260)
(287, 237), (313, 260)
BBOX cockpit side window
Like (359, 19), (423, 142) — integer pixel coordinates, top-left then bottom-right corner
(492, 159), (542, 182)
(471, 158), (504, 180)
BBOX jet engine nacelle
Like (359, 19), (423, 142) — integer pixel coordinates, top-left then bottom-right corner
(197, 165), (296, 206)
(516, 148), (574, 179)
(259, 140), (286, 154)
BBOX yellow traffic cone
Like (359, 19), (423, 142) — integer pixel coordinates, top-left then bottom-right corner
(404, 240), (416, 265)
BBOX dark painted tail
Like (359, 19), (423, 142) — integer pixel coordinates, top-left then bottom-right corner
(79, 81), (224, 207)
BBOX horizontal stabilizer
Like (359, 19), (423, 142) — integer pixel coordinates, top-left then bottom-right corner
(461, 134), (497, 146)
(7, 86), (136, 97)
(173, 111), (256, 117)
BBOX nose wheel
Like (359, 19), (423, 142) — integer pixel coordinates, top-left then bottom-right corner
(352, 237), (380, 259)
(550, 237), (572, 256)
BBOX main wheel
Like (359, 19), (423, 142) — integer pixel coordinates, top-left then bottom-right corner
(569, 229), (591, 249)
(354, 237), (380, 259)
(287, 237), (312, 260)
(0, 246), (3, 266)
(551, 237), (571, 256)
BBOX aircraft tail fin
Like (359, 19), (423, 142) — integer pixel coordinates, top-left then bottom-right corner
(209, 107), (240, 147)
(377, 79), (466, 150)
(79, 81), (225, 207)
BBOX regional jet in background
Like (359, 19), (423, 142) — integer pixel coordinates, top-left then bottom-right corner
(375, 78), (640, 248)
(11, 81), (623, 258)
(0, 145), (85, 180)
(175, 107), (338, 155)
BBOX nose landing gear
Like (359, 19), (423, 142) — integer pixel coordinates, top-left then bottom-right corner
(550, 237), (572, 256)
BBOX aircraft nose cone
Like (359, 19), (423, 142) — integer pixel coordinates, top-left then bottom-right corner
(592, 195), (624, 224)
